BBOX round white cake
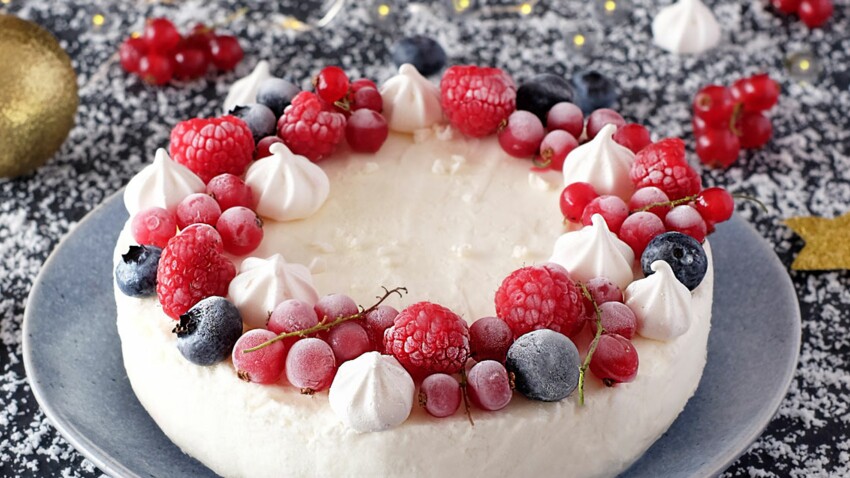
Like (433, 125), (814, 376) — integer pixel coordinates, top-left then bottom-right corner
(114, 129), (713, 477)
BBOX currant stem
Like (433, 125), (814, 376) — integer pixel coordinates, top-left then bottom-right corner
(242, 286), (408, 354)
(634, 194), (698, 214)
(459, 364), (475, 427)
(577, 283), (605, 406)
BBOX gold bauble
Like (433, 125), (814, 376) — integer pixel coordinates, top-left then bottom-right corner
(0, 15), (78, 178)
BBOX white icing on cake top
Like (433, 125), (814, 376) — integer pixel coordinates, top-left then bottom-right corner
(380, 64), (444, 134)
(123, 148), (205, 216)
(625, 260), (695, 341)
(328, 352), (415, 433)
(222, 60), (273, 112)
(244, 143), (330, 222)
(227, 254), (319, 329)
(652, 0), (721, 55)
(549, 213), (635, 290)
(562, 124), (635, 200)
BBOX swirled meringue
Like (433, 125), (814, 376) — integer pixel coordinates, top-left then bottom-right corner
(379, 63), (444, 134)
(227, 254), (319, 329)
(124, 148), (205, 216)
(549, 214), (635, 290)
(652, 0), (721, 55)
(624, 260), (695, 341)
(328, 352), (415, 433)
(223, 60), (273, 112)
(562, 124), (635, 201)
(244, 143), (330, 222)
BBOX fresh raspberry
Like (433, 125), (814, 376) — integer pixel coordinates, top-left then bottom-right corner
(440, 65), (516, 138)
(629, 138), (702, 200)
(383, 302), (470, 377)
(277, 91), (346, 162)
(495, 263), (584, 338)
(169, 116), (255, 183)
(156, 224), (236, 319)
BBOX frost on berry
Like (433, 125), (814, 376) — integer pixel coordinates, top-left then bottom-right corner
(469, 316), (513, 363)
(285, 338), (336, 393)
(419, 373), (462, 418)
(440, 65), (517, 138)
(467, 360), (512, 411)
(232, 329), (286, 384)
(383, 302), (470, 377)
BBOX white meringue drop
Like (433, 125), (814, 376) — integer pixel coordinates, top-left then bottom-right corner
(123, 148), (205, 216)
(562, 123), (635, 201)
(549, 214), (635, 290)
(222, 60), (273, 112)
(379, 63), (444, 134)
(227, 254), (319, 329)
(652, 0), (721, 55)
(328, 352), (415, 433)
(244, 143), (330, 222)
(625, 260), (695, 341)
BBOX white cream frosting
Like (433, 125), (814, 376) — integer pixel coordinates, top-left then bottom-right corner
(123, 148), (205, 216)
(379, 64), (444, 134)
(549, 213), (635, 290)
(652, 0), (721, 55)
(328, 352), (415, 433)
(625, 260), (696, 341)
(115, 132), (715, 478)
(227, 254), (319, 329)
(244, 143), (330, 222)
(223, 60), (273, 112)
(562, 124), (635, 201)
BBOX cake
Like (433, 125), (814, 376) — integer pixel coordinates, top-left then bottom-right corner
(113, 62), (726, 477)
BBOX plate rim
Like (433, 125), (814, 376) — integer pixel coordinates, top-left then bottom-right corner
(22, 190), (802, 478)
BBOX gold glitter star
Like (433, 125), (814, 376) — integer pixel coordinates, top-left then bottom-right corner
(785, 212), (850, 270)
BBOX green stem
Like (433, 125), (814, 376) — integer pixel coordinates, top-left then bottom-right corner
(732, 193), (768, 213)
(242, 286), (408, 354)
(577, 283), (605, 406)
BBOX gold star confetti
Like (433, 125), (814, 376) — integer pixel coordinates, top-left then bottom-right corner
(785, 212), (850, 270)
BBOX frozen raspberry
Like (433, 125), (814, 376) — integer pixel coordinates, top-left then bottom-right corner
(156, 224), (236, 319)
(495, 263), (584, 338)
(383, 302), (470, 377)
(629, 138), (702, 200)
(169, 116), (255, 183)
(277, 91), (346, 162)
(440, 65), (516, 138)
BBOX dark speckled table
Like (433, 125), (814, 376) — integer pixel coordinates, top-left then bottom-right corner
(1, 0), (849, 476)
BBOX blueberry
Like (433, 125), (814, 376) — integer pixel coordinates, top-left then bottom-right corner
(390, 35), (447, 77)
(516, 74), (575, 125)
(641, 231), (708, 290)
(114, 245), (161, 298)
(255, 78), (301, 118)
(174, 296), (243, 366)
(228, 104), (277, 144)
(505, 329), (580, 402)
(571, 70), (618, 115)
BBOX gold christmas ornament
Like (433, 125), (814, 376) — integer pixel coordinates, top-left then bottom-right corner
(0, 15), (78, 178)
(785, 212), (850, 271)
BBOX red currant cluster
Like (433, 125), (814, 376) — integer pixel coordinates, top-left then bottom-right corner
(560, 139), (735, 257)
(119, 18), (243, 85)
(497, 106), (652, 170)
(771, 0), (834, 28)
(692, 73), (780, 168)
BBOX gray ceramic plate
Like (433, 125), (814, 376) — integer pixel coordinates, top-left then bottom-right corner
(23, 191), (801, 478)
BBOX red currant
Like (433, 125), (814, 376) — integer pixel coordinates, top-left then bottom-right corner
(119, 37), (147, 73)
(665, 205), (708, 242)
(736, 111), (773, 149)
(498, 110), (545, 158)
(581, 195), (629, 234)
(138, 54), (173, 85)
(559, 182), (599, 222)
(618, 211), (666, 259)
(546, 102), (584, 138)
(612, 123), (651, 154)
(346, 109), (389, 153)
(692, 85), (735, 127)
(352, 87), (383, 112)
(209, 35), (243, 71)
(327, 322), (370, 363)
(131, 207), (177, 248)
(692, 115), (708, 136)
(285, 338), (336, 393)
(143, 18), (181, 54)
(206, 173), (255, 211)
(589, 333), (638, 386)
(254, 136), (284, 160)
(184, 24), (215, 57)
(771, 0), (801, 13)
(176, 193), (222, 229)
(585, 109), (625, 141)
(216, 206), (263, 256)
(350, 78), (378, 94)
(538, 130), (578, 171)
(232, 329), (286, 384)
(589, 302), (637, 339)
(173, 48), (209, 80)
(628, 187), (671, 220)
(798, 0), (833, 28)
(469, 317), (513, 363)
(731, 74), (780, 112)
(467, 360), (512, 411)
(419, 374), (461, 418)
(695, 187), (734, 224)
(315, 66), (350, 103)
(695, 128), (740, 168)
